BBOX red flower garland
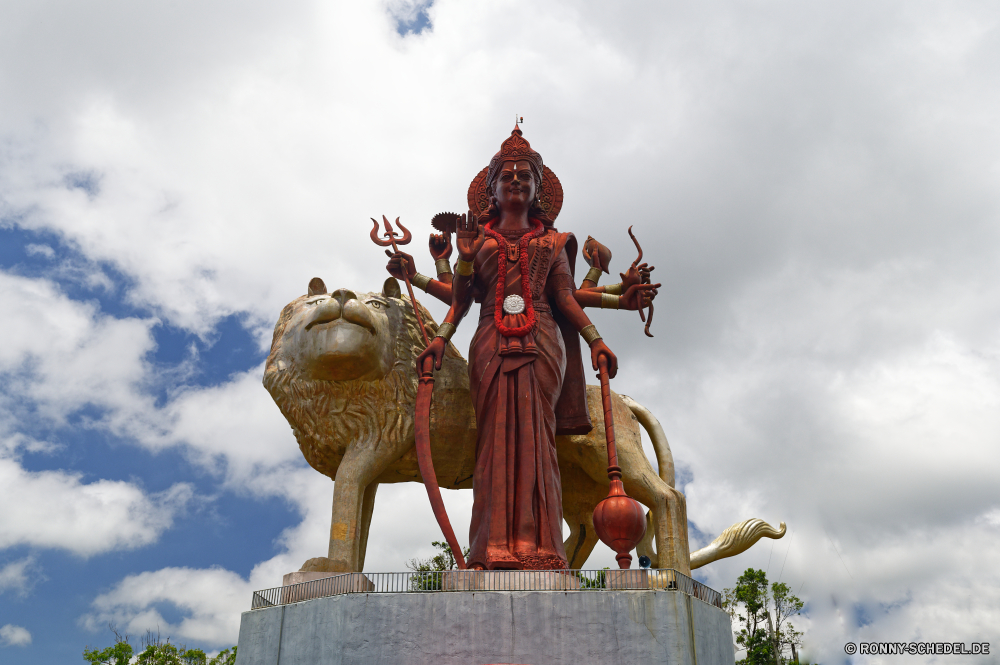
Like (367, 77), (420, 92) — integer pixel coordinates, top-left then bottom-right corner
(484, 219), (546, 337)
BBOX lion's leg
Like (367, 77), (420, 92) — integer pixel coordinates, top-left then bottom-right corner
(559, 462), (602, 569)
(615, 441), (691, 575)
(636, 511), (657, 567)
(356, 482), (378, 571)
(324, 446), (391, 572)
(563, 510), (599, 569)
(631, 482), (690, 575)
(326, 481), (366, 572)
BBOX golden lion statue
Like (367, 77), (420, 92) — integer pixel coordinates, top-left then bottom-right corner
(264, 277), (784, 575)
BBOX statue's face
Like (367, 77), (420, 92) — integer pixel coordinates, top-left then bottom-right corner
(281, 288), (400, 382)
(493, 160), (537, 210)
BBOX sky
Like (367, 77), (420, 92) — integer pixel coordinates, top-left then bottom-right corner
(1, 0), (999, 662)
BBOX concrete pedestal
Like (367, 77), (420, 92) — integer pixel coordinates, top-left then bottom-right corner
(234, 588), (735, 665)
(442, 570), (582, 591)
(279, 572), (374, 604)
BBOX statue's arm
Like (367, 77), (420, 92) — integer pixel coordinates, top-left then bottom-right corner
(429, 232), (455, 286)
(572, 282), (660, 311)
(385, 249), (453, 305)
(427, 279), (453, 303)
(549, 251), (619, 378)
(417, 213), (481, 370)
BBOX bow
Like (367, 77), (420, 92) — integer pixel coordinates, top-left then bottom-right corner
(370, 216), (467, 569)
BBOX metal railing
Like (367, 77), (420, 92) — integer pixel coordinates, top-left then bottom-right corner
(250, 568), (722, 610)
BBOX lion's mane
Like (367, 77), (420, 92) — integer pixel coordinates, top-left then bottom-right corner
(263, 293), (438, 478)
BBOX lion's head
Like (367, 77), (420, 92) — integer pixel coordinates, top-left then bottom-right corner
(263, 276), (447, 477)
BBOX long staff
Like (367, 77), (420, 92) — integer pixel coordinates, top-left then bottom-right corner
(591, 355), (647, 569)
(370, 216), (467, 569)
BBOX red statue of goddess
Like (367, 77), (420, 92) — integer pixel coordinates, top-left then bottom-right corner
(414, 126), (655, 570)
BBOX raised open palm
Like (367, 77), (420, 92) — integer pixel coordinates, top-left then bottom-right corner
(455, 210), (484, 261)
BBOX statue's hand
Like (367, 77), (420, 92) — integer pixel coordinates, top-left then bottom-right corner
(583, 236), (612, 272)
(418, 335), (448, 371)
(590, 340), (618, 379)
(385, 250), (417, 280)
(621, 262), (654, 291)
(620, 282), (661, 311)
(429, 232), (453, 261)
(455, 210), (485, 262)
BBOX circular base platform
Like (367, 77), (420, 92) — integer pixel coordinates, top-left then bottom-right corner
(235, 587), (735, 665)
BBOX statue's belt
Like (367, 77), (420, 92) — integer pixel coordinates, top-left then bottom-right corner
(479, 301), (552, 319)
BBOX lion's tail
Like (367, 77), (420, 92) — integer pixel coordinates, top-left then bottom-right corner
(619, 395), (786, 571)
(690, 518), (786, 570)
(620, 394), (674, 488)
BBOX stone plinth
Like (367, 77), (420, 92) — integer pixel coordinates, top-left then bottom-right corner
(604, 568), (649, 589)
(442, 570), (582, 591)
(279, 572), (374, 604)
(235, 589), (735, 665)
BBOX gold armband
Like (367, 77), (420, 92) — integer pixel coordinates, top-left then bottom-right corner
(584, 266), (603, 285)
(436, 322), (457, 341)
(580, 324), (602, 346)
(456, 258), (475, 276)
(600, 293), (620, 309)
(604, 282), (623, 296)
(435, 258), (453, 276)
(412, 273), (431, 291)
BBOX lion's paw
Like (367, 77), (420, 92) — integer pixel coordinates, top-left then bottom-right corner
(300, 557), (342, 573)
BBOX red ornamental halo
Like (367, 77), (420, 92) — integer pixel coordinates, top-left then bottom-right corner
(484, 219), (546, 337)
(468, 165), (564, 222)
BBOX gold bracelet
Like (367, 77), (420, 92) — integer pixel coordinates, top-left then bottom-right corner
(580, 324), (602, 346)
(436, 322), (457, 341)
(456, 258), (475, 276)
(412, 273), (431, 291)
(584, 266), (603, 284)
(600, 293), (620, 309)
(604, 282), (623, 296)
(435, 259), (453, 276)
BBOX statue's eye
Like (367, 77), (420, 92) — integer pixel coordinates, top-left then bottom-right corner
(368, 301), (382, 309)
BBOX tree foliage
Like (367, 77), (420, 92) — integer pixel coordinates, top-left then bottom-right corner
(83, 625), (236, 665)
(723, 568), (805, 664)
(405, 540), (471, 590)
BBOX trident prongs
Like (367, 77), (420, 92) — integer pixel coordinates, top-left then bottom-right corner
(369, 215), (428, 346)
(370, 216), (413, 251)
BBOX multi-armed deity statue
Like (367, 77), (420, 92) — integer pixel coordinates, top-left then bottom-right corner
(394, 125), (655, 571)
(263, 123), (785, 577)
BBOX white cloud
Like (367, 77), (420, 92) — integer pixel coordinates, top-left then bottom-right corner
(1, 0), (1000, 661)
(0, 271), (157, 425)
(24, 243), (54, 258)
(0, 455), (193, 556)
(0, 557), (38, 597)
(0, 624), (32, 647)
(82, 567), (250, 647)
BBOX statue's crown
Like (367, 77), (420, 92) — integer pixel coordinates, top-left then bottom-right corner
(486, 123), (544, 188)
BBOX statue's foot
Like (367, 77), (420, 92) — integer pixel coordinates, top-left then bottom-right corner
(300, 556), (350, 573)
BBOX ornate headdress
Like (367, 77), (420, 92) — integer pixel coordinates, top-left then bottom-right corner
(467, 124), (564, 223)
(486, 124), (544, 189)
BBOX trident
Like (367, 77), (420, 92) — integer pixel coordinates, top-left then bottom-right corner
(369, 215), (467, 569)
(370, 216), (429, 346)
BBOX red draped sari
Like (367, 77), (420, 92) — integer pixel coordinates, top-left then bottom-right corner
(465, 225), (591, 570)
